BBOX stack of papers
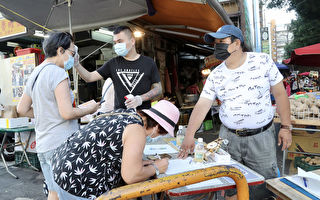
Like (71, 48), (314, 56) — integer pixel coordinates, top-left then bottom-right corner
(284, 168), (320, 199)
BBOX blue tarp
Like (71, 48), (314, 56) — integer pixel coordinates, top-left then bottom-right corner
(276, 63), (289, 69)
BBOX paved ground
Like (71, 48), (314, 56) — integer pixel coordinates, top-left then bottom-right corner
(0, 161), (45, 200)
(0, 124), (290, 200)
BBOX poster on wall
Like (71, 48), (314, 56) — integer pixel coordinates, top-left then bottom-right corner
(9, 53), (36, 102)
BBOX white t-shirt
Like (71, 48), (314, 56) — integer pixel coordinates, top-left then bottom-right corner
(25, 63), (79, 153)
(201, 52), (283, 129)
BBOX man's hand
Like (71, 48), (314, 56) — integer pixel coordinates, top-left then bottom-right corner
(125, 95), (142, 108)
(278, 128), (292, 151)
(178, 135), (195, 159)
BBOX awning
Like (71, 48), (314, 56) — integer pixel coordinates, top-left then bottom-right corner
(137, 0), (231, 44)
(283, 43), (320, 66)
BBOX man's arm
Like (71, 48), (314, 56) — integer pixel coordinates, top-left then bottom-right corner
(141, 82), (162, 102)
(125, 82), (162, 109)
(178, 97), (213, 158)
(271, 81), (292, 151)
(74, 63), (103, 83)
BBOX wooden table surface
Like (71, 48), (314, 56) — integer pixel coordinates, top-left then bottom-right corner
(266, 169), (320, 200)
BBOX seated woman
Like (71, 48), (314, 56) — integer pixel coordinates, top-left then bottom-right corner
(51, 100), (180, 200)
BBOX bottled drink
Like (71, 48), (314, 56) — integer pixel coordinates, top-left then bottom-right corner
(194, 138), (205, 162)
(176, 125), (185, 146)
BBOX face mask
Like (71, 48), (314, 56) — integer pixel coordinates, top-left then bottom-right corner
(146, 127), (157, 143)
(64, 55), (74, 71)
(214, 43), (231, 60)
(114, 42), (130, 57)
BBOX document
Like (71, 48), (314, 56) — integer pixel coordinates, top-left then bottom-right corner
(144, 144), (178, 155)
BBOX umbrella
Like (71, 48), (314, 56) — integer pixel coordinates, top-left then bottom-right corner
(283, 43), (320, 66)
(0, 0), (148, 37)
(298, 72), (310, 76)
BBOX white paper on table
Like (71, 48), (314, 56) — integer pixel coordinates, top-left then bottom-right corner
(285, 167), (320, 199)
(186, 178), (223, 189)
(143, 144), (178, 155)
(165, 157), (235, 175)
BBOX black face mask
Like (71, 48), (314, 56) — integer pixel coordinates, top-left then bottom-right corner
(214, 43), (231, 60)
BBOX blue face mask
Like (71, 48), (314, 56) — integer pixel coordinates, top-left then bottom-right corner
(64, 55), (74, 71)
(114, 42), (129, 57)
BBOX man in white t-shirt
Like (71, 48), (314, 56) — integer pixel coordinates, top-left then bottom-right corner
(178, 25), (292, 200)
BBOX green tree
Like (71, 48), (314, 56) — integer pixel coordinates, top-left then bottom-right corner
(262, 0), (320, 57)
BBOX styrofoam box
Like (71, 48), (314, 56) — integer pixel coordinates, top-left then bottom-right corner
(0, 117), (29, 128)
(15, 131), (37, 153)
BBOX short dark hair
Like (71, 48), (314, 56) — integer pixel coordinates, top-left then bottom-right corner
(42, 32), (73, 58)
(231, 35), (244, 49)
(113, 26), (133, 38)
(137, 111), (167, 135)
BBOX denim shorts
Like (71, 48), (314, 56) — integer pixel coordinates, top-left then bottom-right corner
(53, 181), (88, 200)
(219, 123), (278, 199)
(37, 149), (55, 191)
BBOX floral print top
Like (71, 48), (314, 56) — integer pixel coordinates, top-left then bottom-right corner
(51, 108), (143, 199)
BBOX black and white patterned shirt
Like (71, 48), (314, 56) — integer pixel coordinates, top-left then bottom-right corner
(52, 108), (143, 199)
(201, 52), (283, 129)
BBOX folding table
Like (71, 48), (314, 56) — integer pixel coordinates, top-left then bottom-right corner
(0, 126), (39, 179)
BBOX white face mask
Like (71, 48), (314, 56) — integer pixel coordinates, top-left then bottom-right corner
(114, 42), (131, 57)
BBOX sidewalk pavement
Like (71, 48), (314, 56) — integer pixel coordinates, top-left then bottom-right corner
(0, 161), (45, 200)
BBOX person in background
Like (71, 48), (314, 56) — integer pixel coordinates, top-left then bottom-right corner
(98, 78), (114, 112)
(17, 32), (100, 200)
(74, 25), (162, 110)
(51, 100), (179, 200)
(179, 25), (292, 200)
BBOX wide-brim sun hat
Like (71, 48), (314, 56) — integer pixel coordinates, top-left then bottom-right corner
(142, 100), (179, 137)
(204, 25), (244, 43)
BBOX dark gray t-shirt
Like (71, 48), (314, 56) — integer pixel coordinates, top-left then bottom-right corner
(25, 62), (78, 153)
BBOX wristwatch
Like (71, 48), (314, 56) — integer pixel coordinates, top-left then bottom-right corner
(152, 163), (160, 176)
(280, 124), (293, 131)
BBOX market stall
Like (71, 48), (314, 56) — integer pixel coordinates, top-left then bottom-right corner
(274, 92), (320, 174)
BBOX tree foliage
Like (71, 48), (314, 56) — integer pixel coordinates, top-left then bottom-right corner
(261, 0), (320, 57)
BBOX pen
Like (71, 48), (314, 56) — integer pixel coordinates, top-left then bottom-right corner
(303, 177), (308, 188)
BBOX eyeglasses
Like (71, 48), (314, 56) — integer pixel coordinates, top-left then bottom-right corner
(66, 48), (76, 57)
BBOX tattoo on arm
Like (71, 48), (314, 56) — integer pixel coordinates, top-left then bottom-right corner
(141, 82), (162, 102)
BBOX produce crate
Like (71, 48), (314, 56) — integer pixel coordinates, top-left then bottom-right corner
(15, 151), (41, 170)
(294, 156), (320, 171)
(203, 120), (213, 131)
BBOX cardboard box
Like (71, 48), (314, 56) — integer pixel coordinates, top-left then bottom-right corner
(0, 117), (28, 128)
(292, 125), (320, 138)
(287, 135), (320, 160)
(14, 131), (36, 153)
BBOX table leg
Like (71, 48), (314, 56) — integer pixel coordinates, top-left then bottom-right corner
(282, 149), (286, 176)
(16, 132), (39, 171)
(0, 132), (18, 179)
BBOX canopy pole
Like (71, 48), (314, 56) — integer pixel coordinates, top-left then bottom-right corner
(67, 0), (79, 105)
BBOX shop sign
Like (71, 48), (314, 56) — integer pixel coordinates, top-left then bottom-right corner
(0, 18), (27, 40)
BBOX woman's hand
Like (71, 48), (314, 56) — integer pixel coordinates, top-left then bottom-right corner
(154, 158), (169, 174)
